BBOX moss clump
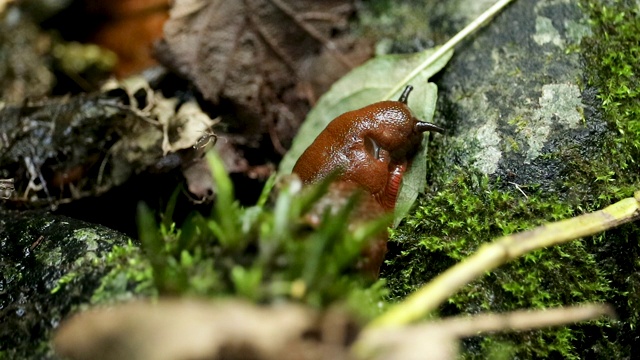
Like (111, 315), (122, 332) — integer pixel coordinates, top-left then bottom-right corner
(90, 240), (156, 305)
(581, 0), (640, 195)
(543, 0), (640, 212)
(383, 0), (640, 358)
(384, 173), (616, 358)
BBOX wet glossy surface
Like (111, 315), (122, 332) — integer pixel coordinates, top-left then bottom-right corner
(293, 100), (426, 211)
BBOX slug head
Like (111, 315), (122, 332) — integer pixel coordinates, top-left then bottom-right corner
(293, 86), (443, 210)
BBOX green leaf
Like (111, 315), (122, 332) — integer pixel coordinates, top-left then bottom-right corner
(394, 83), (438, 226)
(206, 150), (241, 248)
(231, 265), (263, 301)
(136, 202), (167, 290)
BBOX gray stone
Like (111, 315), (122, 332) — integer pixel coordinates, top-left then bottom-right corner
(431, 0), (604, 193)
(0, 212), (133, 359)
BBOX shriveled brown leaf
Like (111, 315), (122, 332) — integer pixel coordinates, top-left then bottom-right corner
(156, 0), (369, 154)
(157, 0), (354, 104)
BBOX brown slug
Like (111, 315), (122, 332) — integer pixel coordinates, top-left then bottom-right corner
(292, 85), (443, 275)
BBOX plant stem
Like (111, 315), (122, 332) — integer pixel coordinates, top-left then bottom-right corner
(384, 0), (516, 100)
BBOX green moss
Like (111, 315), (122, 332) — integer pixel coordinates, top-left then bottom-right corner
(385, 172), (627, 358)
(383, 0), (640, 357)
(550, 0), (640, 209)
(507, 114), (527, 130)
(90, 240), (156, 304)
(503, 136), (520, 152)
(50, 271), (78, 294)
(582, 0), (640, 177)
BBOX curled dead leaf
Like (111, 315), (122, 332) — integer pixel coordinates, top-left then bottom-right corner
(157, 0), (355, 104)
(156, 0), (370, 154)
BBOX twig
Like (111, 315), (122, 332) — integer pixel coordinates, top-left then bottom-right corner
(431, 303), (614, 336)
(508, 181), (528, 198)
(356, 303), (614, 359)
(368, 191), (640, 328)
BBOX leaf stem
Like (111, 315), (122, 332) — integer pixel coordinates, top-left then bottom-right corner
(383, 0), (516, 100)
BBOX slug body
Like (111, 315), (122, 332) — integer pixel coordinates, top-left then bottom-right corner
(293, 86), (442, 210)
(292, 86), (443, 276)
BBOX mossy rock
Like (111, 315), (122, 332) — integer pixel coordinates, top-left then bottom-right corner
(379, 0), (640, 358)
(0, 212), (140, 359)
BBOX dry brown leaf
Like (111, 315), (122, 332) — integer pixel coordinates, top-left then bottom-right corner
(157, 0), (354, 105)
(155, 0), (367, 154)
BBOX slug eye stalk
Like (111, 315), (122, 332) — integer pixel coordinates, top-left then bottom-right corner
(398, 85), (413, 104)
(415, 121), (444, 134)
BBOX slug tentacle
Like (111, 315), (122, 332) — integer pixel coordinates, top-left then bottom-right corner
(415, 121), (445, 134)
(398, 85), (413, 104)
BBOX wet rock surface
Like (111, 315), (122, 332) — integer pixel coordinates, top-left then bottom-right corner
(0, 212), (132, 359)
(430, 0), (604, 196)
